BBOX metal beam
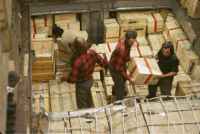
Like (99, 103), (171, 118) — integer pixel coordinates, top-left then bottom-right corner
(30, 0), (171, 16)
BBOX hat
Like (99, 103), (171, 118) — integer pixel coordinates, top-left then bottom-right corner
(162, 41), (173, 48)
(125, 31), (137, 40)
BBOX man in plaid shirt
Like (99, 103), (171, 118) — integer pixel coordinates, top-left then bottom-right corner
(67, 37), (108, 109)
(109, 31), (137, 100)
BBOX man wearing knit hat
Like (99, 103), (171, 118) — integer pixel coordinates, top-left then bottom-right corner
(146, 41), (179, 99)
(66, 37), (108, 109)
(109, 31), (137, 101)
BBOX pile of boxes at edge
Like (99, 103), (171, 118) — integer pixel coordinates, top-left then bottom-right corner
(101, 11), (199, 85)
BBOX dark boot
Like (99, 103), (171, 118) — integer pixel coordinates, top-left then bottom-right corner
(146, 85), (157, 99)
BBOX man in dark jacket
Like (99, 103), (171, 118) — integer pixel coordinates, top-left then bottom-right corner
(146, 41), (179, 99)
(109, 31), (137, 101)
(67, 38), (108, 109)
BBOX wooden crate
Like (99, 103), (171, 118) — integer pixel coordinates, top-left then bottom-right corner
(135, 36), (149, 46)
(148, 33), (165, 56)
(117, 12), (147, 25)
(31, 15), (53, 37)
(191, 65), (200, 81)
(104, 37), (119, 43)
(32, 72), (55, 82)
(176, 45), (199, 74)
(104, 19), (120, 39)
(146, 13), (164, 33)
(32, 38), (54, 57)
(55, 13), (77, 23)
(32, 60), (54, 73)
(176, 40), (192, 58)
(56, 21), (80, 32)
(172, 66), (192, 88)
(128, 57), (162, 85)
(49, 80), (77, 112)
(120, 22), (146, 38)
(176, 81), (200, 96)
(91, 81), (107, 107)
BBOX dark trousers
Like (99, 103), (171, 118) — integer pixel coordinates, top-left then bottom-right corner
(148, 77), (173, 97)
(109, 65), (126, 100)
(75, 79), (93, 109)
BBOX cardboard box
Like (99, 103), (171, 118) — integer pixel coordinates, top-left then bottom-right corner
(91, 81), (107, 107)
(136, 36), (149, 46)
(32, 38), (54, 58)
(191, 65), (200, 81)
(117, 12), (147, 25)
(128, 57), (162, 85)
(49, 81), (77, 112)
(31, 15), (53, 37)
(167, 28), (187, 51)
(104, 19), (120, 39)
(130, 45), (153, 58)
(176, 81), (200, 96)
(55, 13), (77, 23)
(147, 13), (164, 33)
(148, 33), (165, 56)
(120, 22), (146, 38)
(176, 45), (199, 74)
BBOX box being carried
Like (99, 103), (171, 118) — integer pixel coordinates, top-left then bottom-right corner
(128, 57), (162, 85)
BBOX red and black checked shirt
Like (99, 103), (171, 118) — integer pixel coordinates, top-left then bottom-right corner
(69, 49), (107, 82)
(110, 40), (131, 80)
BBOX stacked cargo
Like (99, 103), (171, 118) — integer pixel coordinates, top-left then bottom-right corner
(104, 19), (120, 43)
(44, 97), (200, 134)
(55, 13), (80, 31)
(146, 13), (164, 33)
(180, 0), (200, 18)
(49, 80), (77, 112)
(91, 81), (107, 107)
(32, 38), (55, 81)
(176, 80), (200, 96)
(117, 12), (147, 38)
(32, 82), (50, 114)
(31, 15), (53, 39)
(148, 33), (165, 56)
(164, 14), (199, 74)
